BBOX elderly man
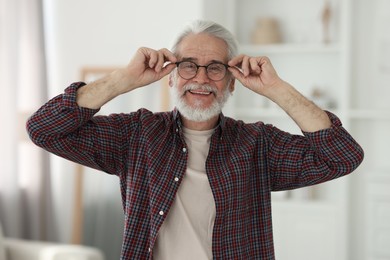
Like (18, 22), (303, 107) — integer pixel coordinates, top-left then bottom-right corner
(27, 20), (363, 259)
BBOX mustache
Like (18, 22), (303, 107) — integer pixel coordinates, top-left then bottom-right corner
(181, 83), (218, 95)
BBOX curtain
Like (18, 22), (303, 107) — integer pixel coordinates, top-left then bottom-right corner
(0, 0), (56, 241)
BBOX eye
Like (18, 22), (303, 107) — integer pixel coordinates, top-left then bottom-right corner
(208, 63), (225, 74)
(181, 62), (197, 70)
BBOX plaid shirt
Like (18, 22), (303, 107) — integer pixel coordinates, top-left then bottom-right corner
(27, 82), (364, 259)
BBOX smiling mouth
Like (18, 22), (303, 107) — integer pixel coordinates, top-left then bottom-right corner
(188, 90), (213, 96)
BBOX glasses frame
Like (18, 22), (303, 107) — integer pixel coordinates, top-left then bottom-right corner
(175, 61), (230, 81)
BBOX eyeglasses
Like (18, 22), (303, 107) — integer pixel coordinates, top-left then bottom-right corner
(175, 61), (229, 81)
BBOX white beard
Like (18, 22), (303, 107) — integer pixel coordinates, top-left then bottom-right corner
(170, 82), (231, 122)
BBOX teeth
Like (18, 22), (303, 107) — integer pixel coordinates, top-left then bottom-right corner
(189, 90), (211, 95)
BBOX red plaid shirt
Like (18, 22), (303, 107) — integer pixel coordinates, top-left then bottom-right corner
(27, 82), (364, 259)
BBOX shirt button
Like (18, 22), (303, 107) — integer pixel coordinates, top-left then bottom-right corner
(174, 177), (179, 182)
(182, 147), (187, 153)
(176, 128), (179, 133)
(148, 247), (151, 253)
(159, 210), (164, 216)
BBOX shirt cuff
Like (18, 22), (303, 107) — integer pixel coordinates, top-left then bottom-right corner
(62, 81), (100, 111)
(56, 82), (100, 123)
(302, 111), (347, 147)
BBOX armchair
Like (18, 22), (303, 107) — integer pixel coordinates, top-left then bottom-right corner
(0, 222), (104, 260)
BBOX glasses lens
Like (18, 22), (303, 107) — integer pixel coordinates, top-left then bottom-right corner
(177, 61), (227, 81)
(207, 63), (226, 81)
(178, 61), (197, 79)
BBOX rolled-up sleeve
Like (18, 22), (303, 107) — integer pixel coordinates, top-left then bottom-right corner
(268, 111), (364, 191)
(26, 82), (127, 175)
(27, 82), (99, 139)
(302, 111), (364, 175)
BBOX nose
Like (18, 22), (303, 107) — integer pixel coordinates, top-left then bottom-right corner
(193, 67), (210, 84)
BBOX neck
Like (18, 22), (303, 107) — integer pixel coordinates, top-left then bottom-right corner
(181, 114), (219, 131)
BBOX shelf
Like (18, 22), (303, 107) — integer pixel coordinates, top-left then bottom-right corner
(348, 109), (390, 120)
(235, 108), (390, 121)
(235, 108), (287, 119)
(272, 199), (336, 209)
(240, 43), (341, 55)
(235, 107), (341, 119)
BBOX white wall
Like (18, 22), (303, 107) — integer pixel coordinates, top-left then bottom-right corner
(43, 0), (204, 245)
(39, 1), (390, 259)
(44, 0), (204, 95)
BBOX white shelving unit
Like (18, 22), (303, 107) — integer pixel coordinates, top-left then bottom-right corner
(349, 0), (390, 259)
(203, 0), (390, 259)
(202, 0), (359, 259)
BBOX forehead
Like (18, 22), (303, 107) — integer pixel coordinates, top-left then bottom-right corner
(176, 33), (229, 63)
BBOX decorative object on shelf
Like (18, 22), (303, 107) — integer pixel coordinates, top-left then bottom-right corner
(252, 17), (282, 45)
(321, 0), (332, 44)
(310, 86), (336, 109)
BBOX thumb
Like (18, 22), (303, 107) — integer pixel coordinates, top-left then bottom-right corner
(161, 63), (177, 76)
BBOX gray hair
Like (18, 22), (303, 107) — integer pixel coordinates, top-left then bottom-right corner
(171, 20), (238, 60)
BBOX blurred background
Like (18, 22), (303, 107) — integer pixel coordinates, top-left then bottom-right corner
(1, 0), (389, 259)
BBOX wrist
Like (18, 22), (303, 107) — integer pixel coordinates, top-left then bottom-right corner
(109, 68), (137, 95)
(263, 80), (292, 104)
(76, 69), (130, 109)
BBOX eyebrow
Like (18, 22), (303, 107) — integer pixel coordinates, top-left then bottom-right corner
(181, 57), (227, 64)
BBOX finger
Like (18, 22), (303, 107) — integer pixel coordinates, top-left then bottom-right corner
(147, 49), (158, 69)
(249, 57), (262, 74)
(259, 56), (273, 69)
(154, 51), (165, 73)
(241, 56), (250, 77)
(160, 63), (177, 77)
(258, 56), (278, 77)
(161, 48), (178, 63)
(156, 48), (178, 72)
(228, 54), (245, 68)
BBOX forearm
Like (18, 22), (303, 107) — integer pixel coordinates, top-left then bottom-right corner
(267, 81), (331, 132)
(76, 69), (134, 109)
(228, 55), (332, 132)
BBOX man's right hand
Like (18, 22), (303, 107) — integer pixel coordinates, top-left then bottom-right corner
(123, 47), (177, 93)
(76, 47), (177, 109)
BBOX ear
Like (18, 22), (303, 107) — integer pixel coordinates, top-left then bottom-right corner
(228, 78), (235, 93)
(169, 69), (180, 88)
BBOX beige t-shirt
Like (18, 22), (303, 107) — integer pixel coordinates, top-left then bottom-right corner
(153, 127), (216, 260)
